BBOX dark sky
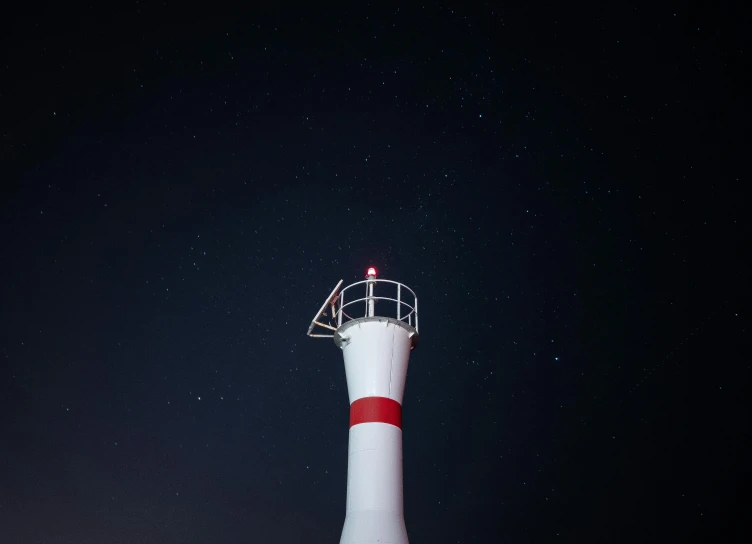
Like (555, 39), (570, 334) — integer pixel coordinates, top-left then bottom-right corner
(1, 3), (748, 543)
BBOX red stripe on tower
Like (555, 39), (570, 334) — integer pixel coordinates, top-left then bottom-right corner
(349, 396), (402, 429)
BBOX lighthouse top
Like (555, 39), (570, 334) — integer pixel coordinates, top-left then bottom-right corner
(306, 267), (419, 347)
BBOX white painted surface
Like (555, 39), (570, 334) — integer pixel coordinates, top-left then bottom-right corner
(338, 318), (414, 544)
(341, 319), (412, 404)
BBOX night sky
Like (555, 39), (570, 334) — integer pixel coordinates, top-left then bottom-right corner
(1, 3), (748, 543)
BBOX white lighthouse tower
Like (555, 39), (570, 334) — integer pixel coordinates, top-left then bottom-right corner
(307, 267), (419, 544)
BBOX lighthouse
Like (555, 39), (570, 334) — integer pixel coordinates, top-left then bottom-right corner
(307, 267), (419, 544)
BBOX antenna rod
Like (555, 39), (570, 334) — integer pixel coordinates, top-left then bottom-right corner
(366, 267), (377, 317)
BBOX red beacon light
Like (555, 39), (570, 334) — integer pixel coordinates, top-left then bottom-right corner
(366, 267), (377, 278)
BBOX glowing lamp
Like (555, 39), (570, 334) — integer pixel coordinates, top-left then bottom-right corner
(366, 267), (377, 277)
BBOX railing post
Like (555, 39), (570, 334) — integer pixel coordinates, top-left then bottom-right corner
(414, 296), (419, 333)
(338, 288), (344, 327)
(397, 283), (401, 320)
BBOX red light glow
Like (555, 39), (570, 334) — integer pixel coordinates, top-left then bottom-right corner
(367, 267), (377, 277)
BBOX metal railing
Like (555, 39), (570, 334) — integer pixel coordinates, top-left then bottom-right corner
(337, 279), (419, 333)
(307, 278), (419, 338)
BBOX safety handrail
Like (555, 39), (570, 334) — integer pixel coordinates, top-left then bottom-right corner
(337, 279), (418, 333)
(307, 278), (419, 338)
(340, 296), (416, 323)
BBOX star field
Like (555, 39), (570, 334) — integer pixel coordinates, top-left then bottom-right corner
(1, 3), (748, 543)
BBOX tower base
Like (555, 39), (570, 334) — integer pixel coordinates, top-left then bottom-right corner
(340, 510), (408, 544)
